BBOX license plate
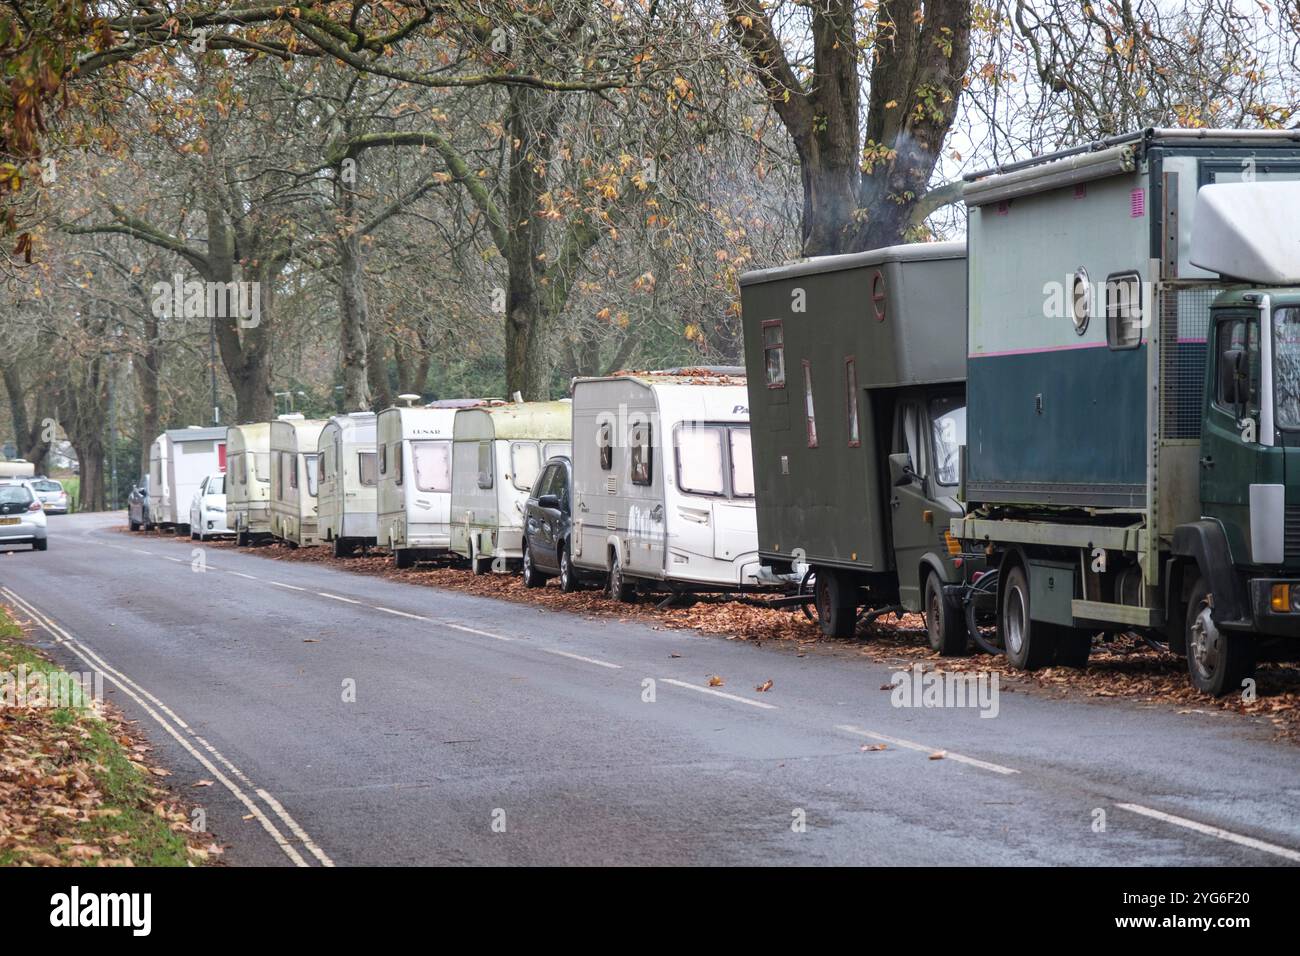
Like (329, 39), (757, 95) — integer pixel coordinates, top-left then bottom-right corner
(0, 517), (18, 525)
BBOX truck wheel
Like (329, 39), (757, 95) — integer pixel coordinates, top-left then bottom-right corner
(1000, 564), (1058, 669)
(608, 552), (636, 603)
(814, 569), (856, 639)
(521, 542), (547, 588)
(1186, 576), (1256, 696)
(1054, 629), (1093, 668)
(394, 548), (414, 570)
(924, 573), (967, 656)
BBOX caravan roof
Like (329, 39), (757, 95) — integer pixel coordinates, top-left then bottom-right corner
(453, 401), (571, 441)
(164, 426), (226, 444)
(738, 241), (964, 285)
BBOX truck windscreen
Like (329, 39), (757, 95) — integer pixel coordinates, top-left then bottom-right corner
(1276, 307), (1300, 429)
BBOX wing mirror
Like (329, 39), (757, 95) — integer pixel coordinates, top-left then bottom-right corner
(537, 494), (561, 510)
(889, 452), (921, 487)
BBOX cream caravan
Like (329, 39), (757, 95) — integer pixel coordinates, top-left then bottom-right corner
(450, 402), (571, 574)
(570, 370), (764, 599)
(226, 422), (272, 545)
(317, 412), (377, 557)
(376, 399), (492, 568)
(147, 427), (227, 533)
(269, 415), (325, 547)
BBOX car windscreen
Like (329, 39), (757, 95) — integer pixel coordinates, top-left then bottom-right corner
(412, 440), (451, 493)
(32, 480), (61, 492)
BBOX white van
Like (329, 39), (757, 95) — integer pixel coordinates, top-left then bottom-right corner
(318, 412), (377, 557)
(376, 399), (495, 568)
(147, 427), (227, 533)
(570, 370), (764, 599)
(450, 401), (571, 573)
(225, 422), (272, 545)
(269, 415), (326, 547)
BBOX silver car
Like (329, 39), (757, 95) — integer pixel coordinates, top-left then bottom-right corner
(31, 477), (69, 515)
(0, 479), (49, 551)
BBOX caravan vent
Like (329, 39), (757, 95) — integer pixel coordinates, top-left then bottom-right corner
(606, 477), (617, 495)
(605, 511), (617, 530)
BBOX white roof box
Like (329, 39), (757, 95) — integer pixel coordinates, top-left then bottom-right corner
(1190, 181), (1300, 284)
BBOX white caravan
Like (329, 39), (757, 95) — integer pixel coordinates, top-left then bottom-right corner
(0, 460), (35, 479)
(377, 399), (495, 568)
(269, 415), (326, 547)
(450, 402), (571, 573)
(570, 370), (763, 599)
(226, 422), (272, 544)
(317, 412), (378, 557)
(147, 427), (227, 533)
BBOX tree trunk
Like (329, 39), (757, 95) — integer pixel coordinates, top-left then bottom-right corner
(337, 166), (372, 412)
(71, 437), (106, 511)
(135, 309), (161, 475)
(367, 324), (394, 409)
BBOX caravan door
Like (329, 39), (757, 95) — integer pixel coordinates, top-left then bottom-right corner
(409, 439), (453, 537)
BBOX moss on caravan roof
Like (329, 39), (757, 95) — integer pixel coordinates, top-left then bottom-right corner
(453, 401), (571, 441)
(587, 367), (747, 388)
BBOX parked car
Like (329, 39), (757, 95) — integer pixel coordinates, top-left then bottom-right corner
(189, 473), (230, 541)
(128, 476), (152, 531)
(30, 477), (69, 514)
(0, 479), (48, 551)
(521, 455), (583, 591)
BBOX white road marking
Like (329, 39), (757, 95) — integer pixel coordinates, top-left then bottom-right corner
(374, 606), (428, 621)
(1116, 802), (1300, 863)
(269, 581), (306, 592)
(660, 678), (777, 710)
(318, 592), (362, 604)
(131, 549), (151, 555)
(542, 648), (622, 669)
(1, 587), (333, 867)
(227, 571), (258, 580)
(443, 622), (514, 641)
(835, 725), (1020, 775)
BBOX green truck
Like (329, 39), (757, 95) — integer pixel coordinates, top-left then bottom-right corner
(952, 128), (1300, 694)
(739, 242), (976, 653)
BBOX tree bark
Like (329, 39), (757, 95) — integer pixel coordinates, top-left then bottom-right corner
(337, 162), (372, 411)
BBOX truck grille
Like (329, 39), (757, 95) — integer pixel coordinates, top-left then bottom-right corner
(1288, 505), (1300, 560)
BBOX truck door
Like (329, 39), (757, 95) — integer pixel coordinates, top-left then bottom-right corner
(890, 399), (937, 610)
(1201, 312), (1262, 559)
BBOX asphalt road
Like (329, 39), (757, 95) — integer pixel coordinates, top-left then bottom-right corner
(1, 511), (1297, 866)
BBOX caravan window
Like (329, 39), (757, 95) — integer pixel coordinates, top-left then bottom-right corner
(543, 442), (568, 463)
(358, 451), (377, 487)
(395, 444), (404, 486)
(379, 444), (387, 476)
(763, 320), (785, 388)
(412, 441), (451, 493)
(598, 422), (613, 471)
(729, 427), (754, 497)
(289, 452), (299, 491)
(630, 421), (653, 485)
(675, 426), (725, 496)
(304, 455), (319, 497)
(510, 442), (542, 491)
(477, 442), (494, 490)
(1106, 272), (1143, 350)
(255, 453), (269, 483)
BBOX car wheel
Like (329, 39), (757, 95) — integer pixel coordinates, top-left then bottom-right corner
(558, 545), (579, 593)
(607, 552), (636, 603)
(813, 569), (856, 639)
(1000, 564), (1058, 669)
(33, 538), (48, 552)
(924, 572), (968, 656)
(1185, 576), (1256, 696)
(521, 542), (546, 588)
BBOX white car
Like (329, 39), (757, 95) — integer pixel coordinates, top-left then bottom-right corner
(31, 477), (69, 514)
(189, 473), (230, 541)
(0, 479), (48, 551)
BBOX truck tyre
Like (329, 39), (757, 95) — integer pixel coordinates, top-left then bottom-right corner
(1186, 576), (1256, 697)
(394, 548), (414, 570)
(1054, 629), (1093, 668)
(521, 542), (547, 588)
(558, 545), (579, 593)
(608, 552), (636, 603)
(924, 573), (967, 656)
(1000, 564), (1058, 669)
(814, 569), (857, 639)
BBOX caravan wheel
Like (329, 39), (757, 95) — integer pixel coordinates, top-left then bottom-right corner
(333, 537), (355, 559)
(394, 548), (414, 570)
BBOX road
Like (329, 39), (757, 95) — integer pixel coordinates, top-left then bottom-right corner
(1, 511), (1297, 866)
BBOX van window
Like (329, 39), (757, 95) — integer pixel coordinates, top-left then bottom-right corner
(1214, 317), (1261, 413)
(729, 427), (754, 497)
(802, 360), (818, 447)
(304, 455), (319, 497)
(763, 320), (785, 388)
(358, 451), (377, 487)
(845, 357), (860, 446)
(630, 421), (652, 485)
(598, 422), (613, 471)
(929, 398), (966, 487)
(676, 426), (725, 495)
(510, 442), (542, 491)
(412, 441), (451, 493)
(477, 442), (494, 490)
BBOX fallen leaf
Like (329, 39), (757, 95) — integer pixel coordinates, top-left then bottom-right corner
(755, 679), (773, 692)
(191, 779), (214, 788)
(860, 743), (888, 752)
(707, 675), (724, 687)
(928, 751), (946, 761)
